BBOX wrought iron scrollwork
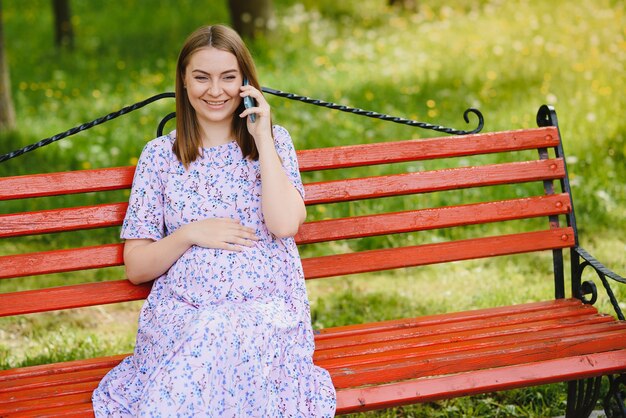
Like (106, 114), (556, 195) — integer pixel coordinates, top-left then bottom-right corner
(0, 92), (176, 163)
(604, 374), (626, 418)
(1, 88), (485, 163)
(567, 377), (603, 418)
(579, 277), (598, 305)
(536, 104), (559, 128)
(261, 87), (485, 135)
(157, 112), (176, 138)
(575, 247), (625, 320)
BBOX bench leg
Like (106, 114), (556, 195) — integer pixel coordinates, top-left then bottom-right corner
(603, 374), (626, 418)
(566, 377), (602, 417)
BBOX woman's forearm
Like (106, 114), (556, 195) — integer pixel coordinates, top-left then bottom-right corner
(124, 218), (259, 284)
(257, 136), (306, 238)
(123, 228), (192, 285)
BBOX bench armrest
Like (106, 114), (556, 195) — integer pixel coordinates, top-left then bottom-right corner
(574, 246), (625, 320)
(574, 246), (626, 285)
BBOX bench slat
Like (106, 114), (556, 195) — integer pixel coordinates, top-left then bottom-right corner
(4, 401), (94, 417)
(304, 159), (565, 205)
(0, 203), (128, 238)
(2, 299), (623, 416)
(0, 367), (107, 394)
(0, 194), (572, 279)
(296, 194), (571, 244)
(0, 128), (560, 201)
(0, 158), (566, 210)
(0, 193), (570, 241)
(0, 280), (151, 317)
(314, 303), (602, 353)
(335, 349), (626, 413)
(0, 355), (127, 383)
(0, 302), (582, 380)
(0, 388), (97, 415)
(313, 298), (584, 340)
(298, 127), (560, 171)
(0, 244), (124, 280)
(0, 167), (135, 201)
(0, 301), (585, 380)
(302, 227), (575, 279)
(0, 229), (574, 315)
(331, 327), (626, 389)
(318, 321), (624, 370)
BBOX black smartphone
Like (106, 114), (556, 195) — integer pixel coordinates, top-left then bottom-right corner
(243, 78), (256, 123)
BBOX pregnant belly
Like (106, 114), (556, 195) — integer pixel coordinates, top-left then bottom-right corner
(163, 243), (282, 306)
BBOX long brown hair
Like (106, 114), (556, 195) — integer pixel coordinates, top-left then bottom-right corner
(174, 25), (260, 167)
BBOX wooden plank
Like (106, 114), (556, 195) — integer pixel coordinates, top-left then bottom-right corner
(313, 298), (585, 340)
(302, 228), (575, 279)
(335, 349), (626, 414)
(6, 401), (95, 417)
(0, 129), (560, 200)
(303, 159), (565, 205)
(0, 229), (574, 315)
(0, 301), (587, 379)
(0, 167), (135, 201)
(0, 203), (128, 238)
(318, 321), (625, 370)
(297, 127), (560, 171)
(0, 192), (569, 245)
(1, 159), (565, 208)
(0, 380), (97, 404)
(0, 355), (126, 383)
(0, 389), (96, 415)
(0, 280), (151, 317)
(2, 193), (568, 241)
(0, 244), (124, 280)
(331, 327), (626, 389)
(0, 367), (108, 394)
(296, 194), (571, 244)
(314, 303), (603, 354)
(0, 302), (587, 377)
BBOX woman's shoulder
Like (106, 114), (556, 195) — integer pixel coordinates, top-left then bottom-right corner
(141, 131), (176, 158)
(272, 124), (290, 139)
(272, 125), (295, 148)
(146, 130), (176, 150)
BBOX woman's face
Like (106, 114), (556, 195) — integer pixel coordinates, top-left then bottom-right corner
(183, 47), (243, 128)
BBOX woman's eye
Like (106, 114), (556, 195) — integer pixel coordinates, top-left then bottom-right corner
(194, 76), (207, 81)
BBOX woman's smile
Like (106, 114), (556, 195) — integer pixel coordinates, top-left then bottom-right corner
(184, 47), (243, 127)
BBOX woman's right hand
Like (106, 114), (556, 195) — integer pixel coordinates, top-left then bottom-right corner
(182, 218), (259, 251)
(124, 218), (259, 284)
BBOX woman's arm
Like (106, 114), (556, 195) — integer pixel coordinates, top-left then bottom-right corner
(256, 135), (306, 238)
(124, 218), (259, 284)
(240, 86), (306, 238)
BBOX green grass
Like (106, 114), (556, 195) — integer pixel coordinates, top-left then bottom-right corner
(1, 0), (625, 416)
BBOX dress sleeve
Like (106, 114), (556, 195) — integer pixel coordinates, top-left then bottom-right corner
(120, 140), (166, 241)
(272, 125), (305, 199)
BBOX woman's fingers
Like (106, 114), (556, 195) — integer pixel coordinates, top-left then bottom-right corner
(239, 85), (270, 126)
(190, 217), (260, 250)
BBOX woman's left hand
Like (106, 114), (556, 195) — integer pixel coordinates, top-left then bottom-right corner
(239, 84), (272, 142)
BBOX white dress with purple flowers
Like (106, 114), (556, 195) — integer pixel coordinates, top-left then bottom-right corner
(92, 126), (336, 417)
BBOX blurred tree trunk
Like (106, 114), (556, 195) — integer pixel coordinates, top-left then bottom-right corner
(0, 0), (16, 131)
(228, 0), (274, 39)
(388, 0), (417, 11)
(52, 0), (74, 49)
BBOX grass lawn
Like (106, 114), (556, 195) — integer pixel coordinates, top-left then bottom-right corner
(1, 0), (625, 416)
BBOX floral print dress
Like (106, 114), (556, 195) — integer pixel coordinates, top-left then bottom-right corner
(92, 126), (336, 417)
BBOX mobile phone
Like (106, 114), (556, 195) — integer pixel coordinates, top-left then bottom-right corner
(243, 78), (256, 123)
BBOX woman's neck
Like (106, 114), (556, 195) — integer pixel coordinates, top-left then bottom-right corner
(198, 121), (234, 148)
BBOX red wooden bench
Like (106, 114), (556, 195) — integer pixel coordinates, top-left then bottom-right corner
(1, 103), (625, 417)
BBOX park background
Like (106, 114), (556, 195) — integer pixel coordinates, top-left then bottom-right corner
(0, 0), (624, 416)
